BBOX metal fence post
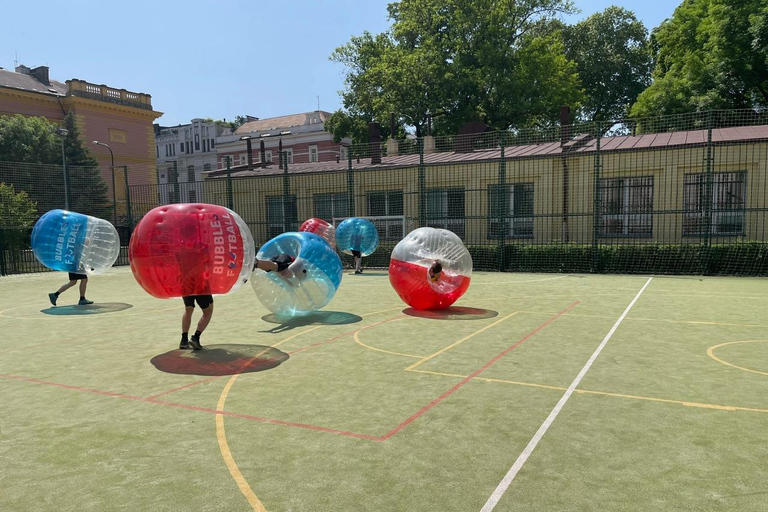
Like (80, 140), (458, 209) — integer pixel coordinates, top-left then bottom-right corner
(703, 111), (714, 274)
(0, 228), (7, 276)
(226, 156), (233, 210)
(418, 138), (426, 227)
(592, 122), (602, 272)
(347, 147), (355, 217)
(123, 166), (133, 233)
(282, 156), (290, 232)
(111, 167), (117, 225)
(498, 131), (507, 271)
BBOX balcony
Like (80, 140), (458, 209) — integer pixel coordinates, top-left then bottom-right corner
(66, 79), (153, 110)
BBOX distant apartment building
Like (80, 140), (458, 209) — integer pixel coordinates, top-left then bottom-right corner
(0, 64), (162, 192)
(214, 111), (350, 171)
(154, 118), (229, 203)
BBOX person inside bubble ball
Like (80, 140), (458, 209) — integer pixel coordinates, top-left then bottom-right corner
(177, 222), (213, 351)
(351, 232), (364, 274)
(254, 254), (307, 279)
(48, 272), (94, 306)
(428, 261), (443, 282)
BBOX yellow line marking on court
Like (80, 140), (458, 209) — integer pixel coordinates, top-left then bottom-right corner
(215, 310), (405, 510)
(405, 312), (520, 372)
(409, 369), (768, 413)
(353, 320), (423, 358)
(707, 340), (768, 376)
(217, 375), (268, 512)
(407, 369), (566, 391)
(215, 325), (321, 512)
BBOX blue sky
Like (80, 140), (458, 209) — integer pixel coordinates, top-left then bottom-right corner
(1, 0), (677, 126)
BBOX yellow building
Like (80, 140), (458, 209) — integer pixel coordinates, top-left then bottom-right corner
(0, 65), (163, 202)
(199, 125), (768, 250)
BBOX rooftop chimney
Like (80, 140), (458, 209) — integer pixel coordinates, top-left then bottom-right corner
(15, 64), (31, 75)
(30, 66), (50, 85)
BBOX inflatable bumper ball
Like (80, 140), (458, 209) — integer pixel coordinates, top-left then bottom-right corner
(335, 217), (379, 256)
(389, 227), (473, 310)
(31, 209), (120, 275)
(128, 204), (255, 298)
(251, 232), (343, 317)
(299, 217), (336, 248)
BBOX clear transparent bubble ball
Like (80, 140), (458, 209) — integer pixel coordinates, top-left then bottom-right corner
(31, 209), (120, 275)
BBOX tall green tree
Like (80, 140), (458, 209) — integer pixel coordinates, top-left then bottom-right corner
(330, 0), (583, 138)
(0, 183), (37, 229)
(630, 0), (768, 118)
(0, 113), (109, 218)
(563, 6), (652, 123)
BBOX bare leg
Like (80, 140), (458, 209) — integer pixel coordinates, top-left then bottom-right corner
(182, 307), (194, 333)
(196, 303), (214, 333)
(79, 278), (88, 298)
(355, 257), (362, 272)
(56, 280), (78, 295)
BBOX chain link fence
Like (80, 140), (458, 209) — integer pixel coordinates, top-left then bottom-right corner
(2, 109), (768, 276)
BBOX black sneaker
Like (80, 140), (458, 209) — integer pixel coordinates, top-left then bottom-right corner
(78, 298), (94, 306)
(48, 293), (58, 306)
(179, 339), (190, 349)
(188, 335), (203, 350)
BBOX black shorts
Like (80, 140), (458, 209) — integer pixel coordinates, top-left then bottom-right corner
(183, 295), (214, 309)
(351, 250), (362, 258)
(272, 253), (294, 272)
(68, 272), (87, 281)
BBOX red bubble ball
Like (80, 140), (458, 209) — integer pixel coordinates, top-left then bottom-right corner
(129, 204), (255, 298)
(299, 217), (336, 248)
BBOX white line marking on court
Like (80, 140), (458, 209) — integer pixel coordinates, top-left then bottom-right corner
(470, 275), (570, 286)
(480, 276), (653, 512)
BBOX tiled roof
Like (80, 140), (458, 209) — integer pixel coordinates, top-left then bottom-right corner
(0, 68), (67, 96)
(206, 124), (768, 179)
(235, 111), (333, 134)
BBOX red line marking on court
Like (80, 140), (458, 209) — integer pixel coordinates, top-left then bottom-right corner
(146, 376), (222, 399)
(0, 372), (378, 440)
(380, 301), (579, 441)
(0, 302), (576, 443)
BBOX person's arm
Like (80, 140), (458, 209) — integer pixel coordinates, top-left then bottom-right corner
(254, 258), (279, 272)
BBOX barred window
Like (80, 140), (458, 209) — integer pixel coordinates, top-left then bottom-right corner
(488, 183), (534, 239)
(266, 195), (298, 238)
(367, 190), (404, 239)
(599, 176), (653, 237)
(683, 172), (745, 236)
(314, 193), (349, 222)
(426, 187), (465, 239)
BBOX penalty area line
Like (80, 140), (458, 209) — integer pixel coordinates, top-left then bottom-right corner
(480, 276), (653, 512)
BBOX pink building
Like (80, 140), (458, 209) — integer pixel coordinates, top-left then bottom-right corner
(214, 111), (350, 171)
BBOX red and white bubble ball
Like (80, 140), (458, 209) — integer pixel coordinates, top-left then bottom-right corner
(299, 217), (336, 248)
(129, 204), (255, 298)
(388, 227), (472, 310)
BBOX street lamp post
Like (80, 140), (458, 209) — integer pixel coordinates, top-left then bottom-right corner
(57, 128), (69, 210)
(92, 141), (116, 223)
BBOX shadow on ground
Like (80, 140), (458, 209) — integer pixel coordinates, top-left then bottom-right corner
(41, 303), (134, 316)
(150, 344), (289, 376)
(260, 310), (363, 333)
(403, 306), (499, 320)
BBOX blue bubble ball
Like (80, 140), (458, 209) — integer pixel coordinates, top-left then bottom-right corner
(251, 232), (343, 317)
(31, 209), (120, 274)
(336, 218), (379, 257)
